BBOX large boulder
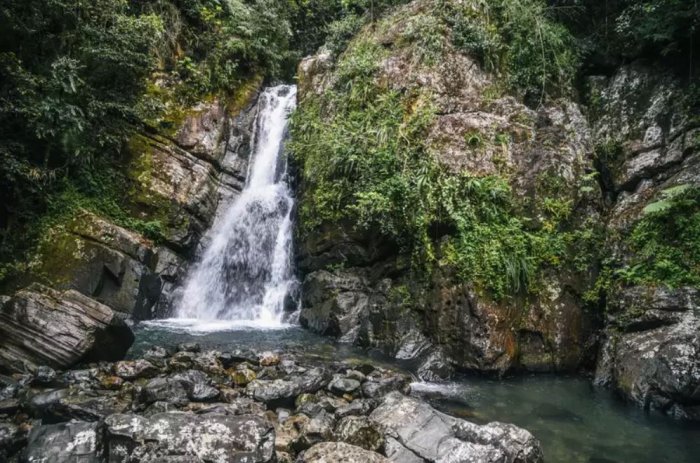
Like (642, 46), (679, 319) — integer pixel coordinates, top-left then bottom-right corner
(104, 412), (275, 462)
(23, 421), (102, 463)
(27, 211), (162, 320)
(369, 392), (543, 463)
(595, 286), (700, 420)
(0, 284), (134, 373)
(295, 0), (600, 376)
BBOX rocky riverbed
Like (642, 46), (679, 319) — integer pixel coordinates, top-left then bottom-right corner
(0, 342), (542, 462)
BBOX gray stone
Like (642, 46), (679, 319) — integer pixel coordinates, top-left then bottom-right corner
(23, 421), (101, 463)
(328, 375), (361, 396)
(104, 412), (275, 462)
(113, 359), (159, 380)
(334, 415), (384, 452)
(370, 392), (543, 463)
(298, 442), (390, 463)
(0, 284), (134, 373)
(139, 378), (189, 407)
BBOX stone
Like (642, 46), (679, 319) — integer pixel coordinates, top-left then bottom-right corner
(298, 442), (390, 463)
(32, 366), (58, 386)
(28, 387), (132, 423)
(334, 415), (384, 452)
(230, 366), (257, 386)
(177, 342), (201, 353)
(328, 376), (361, 396)
(23, 421), (101, 463)
(335, 399), (376, 418)
(293, 410), (335, 451)
(104, 412), (275, 462)
(370, 392), (543, 463)
(26, 211), (162, 320)
(113, 359), (159, 380)
(246, 368), (331, 406)
(138, 377), (189, 407)
(0, 422), (24, 459)
(171, 369), (220, 402)
(0, 284), (134, 373)
(259, 351), (281, 367)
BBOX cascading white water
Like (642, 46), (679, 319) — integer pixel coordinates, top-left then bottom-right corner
(175, 85), (297, 327)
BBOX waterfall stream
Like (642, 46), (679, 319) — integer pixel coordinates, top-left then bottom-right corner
(174, 85), (297, 327)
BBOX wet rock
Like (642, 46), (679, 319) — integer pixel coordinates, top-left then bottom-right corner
(0, 422), (24, 459)
(104, 412), (275, 462)
(453, 420), (545, 463)
(230, 366), (257, 386)
(0, 284), (134, 373)
(298, 442), (390, 463)
(293, 410), (335, 451)
(177, 342), (201, 353)
(113, 359), (159, 380)
(100, 375), (125, 391)
(221, 349), (260, 367)
(171, 369), (220, 402)
(595, 286), (700, 420)
(32, 366), (58, 386)
(25, 212), (162, 320)
(190, 398), (266, 416)
(143, 345), (169, 361)
(334, 415), (384, 452)
(138, 377), (189, 407)
(275, 414), (309, 454)
(361, 375), (410, 399)
(416, 349), (454, 382)
(370, 392), (543, 463)
(193, 350), (225, 374)
(23, 421), (101, 463)
(168, 350), (196, 370)
(328, 375), (361, 396)
(336, 399), (376, 418)
(28, 387), (132, 423)
(247, 368), (331, 407)
(259, 351), (281, 367)
(0, 397), (20, 414)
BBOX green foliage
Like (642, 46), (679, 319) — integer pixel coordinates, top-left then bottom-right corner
(623, 186), (700, 287)
(443, 0), (580, 100)
(290, 32), (593, 299)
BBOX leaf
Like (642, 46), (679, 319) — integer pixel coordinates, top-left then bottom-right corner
(643, 199), (673, 215)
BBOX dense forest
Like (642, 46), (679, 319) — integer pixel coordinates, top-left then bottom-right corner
(0, 0), (698, 286)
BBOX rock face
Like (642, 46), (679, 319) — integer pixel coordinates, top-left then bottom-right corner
(595, 287), (700, 420)
(7, 85), (262, 321)
(585, 61), (700, 419)
(295, 0), (600, 377)
(0, 284), (133, 373)
(0, 346), (542, 462)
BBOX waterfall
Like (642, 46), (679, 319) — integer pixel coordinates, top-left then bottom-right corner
(175, 85), (297, 327)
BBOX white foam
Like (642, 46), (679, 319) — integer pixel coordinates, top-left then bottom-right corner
(142, 318), (294, 335)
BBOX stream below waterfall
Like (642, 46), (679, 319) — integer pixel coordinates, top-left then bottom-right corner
(136, 84), (700, 463)
(129, 323), (700, 463)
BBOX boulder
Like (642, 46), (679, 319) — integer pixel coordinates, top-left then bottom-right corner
(369, 392), (543, 463)
(334, 415), (384, 452)
(23, 421), (102, 463)
(113, 359), (159, 380)
(138, 377), (189, 407)
(595, 287), (700, 420)
(28, 387), (132, 423)
(104, 412), (275, 462)
(246, 368), (331, 406)
(299, 442), (390, 463)
(0, 284), (134, 373)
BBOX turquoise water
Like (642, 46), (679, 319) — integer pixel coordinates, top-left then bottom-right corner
(131, 322), (700, 463)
